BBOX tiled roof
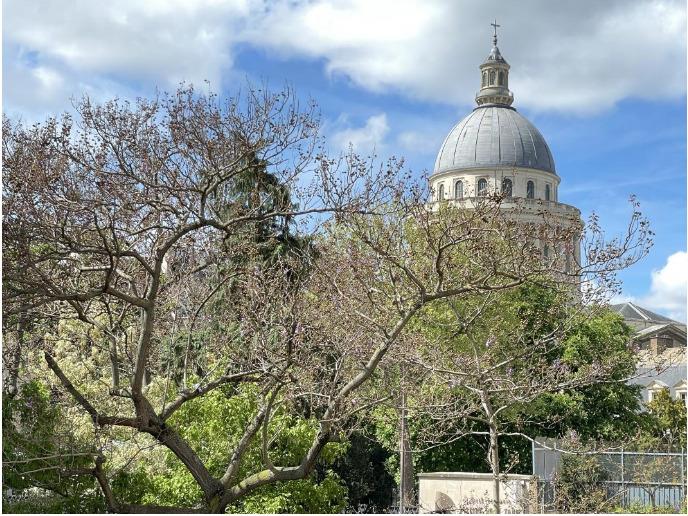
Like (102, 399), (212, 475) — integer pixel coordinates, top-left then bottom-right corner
(610, 302), (677, 324)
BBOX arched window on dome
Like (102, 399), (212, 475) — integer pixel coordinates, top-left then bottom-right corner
(454, 180), (463, 200)
(438, 183), (445, 201)
(482, 72), (487, 87)
(498, 71), (504, 86)
(489, 70), (496, 85)
(545, 184), (551, 201)
(526, 180), (535, 199)
(502, 178), (512, 198)
(477, 178), (488, 196)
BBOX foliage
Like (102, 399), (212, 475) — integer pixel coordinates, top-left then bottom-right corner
(553, 452), (610, 513)
(109, 386), (348, 513)
(642, 388), (687, 450)
(398, 282), (643, 474)
(2, 85), (652, 512)
(330, 429), (396, 512)
(2, 381), (103, 513)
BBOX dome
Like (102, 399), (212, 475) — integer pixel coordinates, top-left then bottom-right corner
(433, 105), (556, 175)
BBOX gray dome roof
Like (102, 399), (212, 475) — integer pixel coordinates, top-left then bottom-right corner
(434, 106), (556, 175)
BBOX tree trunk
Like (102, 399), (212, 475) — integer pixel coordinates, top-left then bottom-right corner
(480, 389), (501, 514)
(399, 391), (415, 513)
(488, 421), (501, 514)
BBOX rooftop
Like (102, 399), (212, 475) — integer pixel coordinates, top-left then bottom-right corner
(611, 302), (678, 325)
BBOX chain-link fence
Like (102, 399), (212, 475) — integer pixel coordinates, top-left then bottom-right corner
(532, 438), (686, 512)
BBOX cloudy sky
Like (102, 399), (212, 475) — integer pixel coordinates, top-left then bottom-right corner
(4, 0), (687, 320)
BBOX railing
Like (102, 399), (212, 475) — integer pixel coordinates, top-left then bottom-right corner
(536, 480), (686, 513)
(429, 196), (580, 215)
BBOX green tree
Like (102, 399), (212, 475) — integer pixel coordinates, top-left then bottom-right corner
(2, 381), (103, 513)
(110, 386), (348, 513)
(393, 281), (645, 512)
(642, 388), (687, 450)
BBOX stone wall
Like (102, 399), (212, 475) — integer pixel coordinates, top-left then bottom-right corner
(417, 472), (536, 514)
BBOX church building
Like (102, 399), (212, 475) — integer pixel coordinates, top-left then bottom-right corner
(428, 22), (581, 267)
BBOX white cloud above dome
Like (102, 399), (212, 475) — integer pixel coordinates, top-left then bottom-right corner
(4, 0), (686, 116)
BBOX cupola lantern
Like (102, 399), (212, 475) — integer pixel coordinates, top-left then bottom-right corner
(475, 20), (514, 107)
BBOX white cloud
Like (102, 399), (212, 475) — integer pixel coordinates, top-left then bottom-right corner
(397, 130), (442, 156)
(3, 0), (686, 116)
(3, 0), (254, 116)
(640, 251), (688, 322)
(246, 0), (686, 113)
(330, 113), (390, 155)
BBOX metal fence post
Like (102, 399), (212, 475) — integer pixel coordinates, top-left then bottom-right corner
(620, 447), (625, 508)
(681, 447), (685, 508)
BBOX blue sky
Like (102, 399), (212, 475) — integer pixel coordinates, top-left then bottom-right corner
(4, 0), (687, 320)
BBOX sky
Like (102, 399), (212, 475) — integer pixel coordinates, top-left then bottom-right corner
(3, 0), (687, 321)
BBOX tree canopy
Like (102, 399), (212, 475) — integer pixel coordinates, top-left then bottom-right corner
(2, 85), (655, 513)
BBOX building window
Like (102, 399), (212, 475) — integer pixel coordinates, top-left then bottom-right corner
(526, 180), (535, 199)
(438, 183), (445, 201)
(502, 178), (512, 197)
(455, 180), (463, 199)
(489, 70), (495, 85)
(482, 72), (487, 87)
(545, 184), (551, 201)
(498, 71), (504, 86)
(477, 178), (488, 196)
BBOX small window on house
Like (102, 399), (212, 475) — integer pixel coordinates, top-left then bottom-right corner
(545, 184), (551, 201)
(526, 181), (535, 199)
(502, 178), (512, 198)
(477, 178), (488, 196)
(438, 183), (445, 201)
(455, 180), (463, 200)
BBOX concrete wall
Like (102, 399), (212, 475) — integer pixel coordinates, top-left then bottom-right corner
(417, 472), (536, 514)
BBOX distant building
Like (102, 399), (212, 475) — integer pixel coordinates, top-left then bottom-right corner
(611, 302), (687, 404)
(427, 19), (581, 270)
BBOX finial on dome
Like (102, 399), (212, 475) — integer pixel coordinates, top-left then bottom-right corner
(475, 21), (513, 107)
(491, 19), (500, 46)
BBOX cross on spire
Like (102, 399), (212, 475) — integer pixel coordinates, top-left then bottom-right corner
(491, 19), (500, 46)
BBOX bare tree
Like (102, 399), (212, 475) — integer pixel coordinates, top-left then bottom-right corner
(2, 85), (652, 512)
(2, 86), (405, 512)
